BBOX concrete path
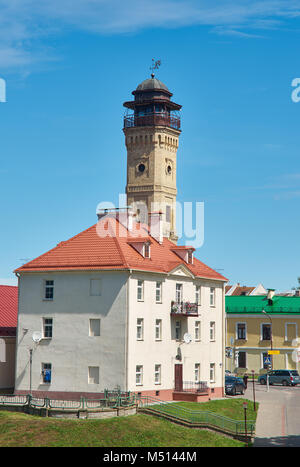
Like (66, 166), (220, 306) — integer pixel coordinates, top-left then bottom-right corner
(238, 381), (300, 447)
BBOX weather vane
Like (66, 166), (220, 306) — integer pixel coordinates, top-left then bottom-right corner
(150, 59), (161, 77)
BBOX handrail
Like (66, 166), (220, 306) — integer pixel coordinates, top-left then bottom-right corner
(137, 395), (255, 437)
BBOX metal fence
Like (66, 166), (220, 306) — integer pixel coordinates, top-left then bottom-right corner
(0, 390), (136, 411)
(137, 395), (255, 439)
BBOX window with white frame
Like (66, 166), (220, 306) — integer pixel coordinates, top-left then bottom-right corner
(154, 364), (161, 385)
(42, 318), (53, 338)
(285, 322), (297, 341)
(195, 363), (200, 383)
(90, 279), (101, 296)
(195, 285), (201, 305)
(236, 322), (246, 340)
(176, 283), (183, 303)
(195, 321), (201, 341)
(41, 363), (52, 384)
(136, 365), (143, 385)
(209, 287), (215, 307)
(209, 321), (216, 341)
(210, 363), (215, 383)
(89, 319), (101, 337)
(175, 321), (181, 340)
(44, 280), (54, 300)
(137, 280), (144, 301)
(88, 366), (99, 384)
(261, 323), (271, 341)
(155, 319), (162, 340)
(156, 281), (162, 303)
(137, 318), (144, 340)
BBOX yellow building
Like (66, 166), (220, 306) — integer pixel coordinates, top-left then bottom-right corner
(225, 292), (300, 375)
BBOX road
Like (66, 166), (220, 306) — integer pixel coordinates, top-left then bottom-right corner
(238, 381), (300, 446)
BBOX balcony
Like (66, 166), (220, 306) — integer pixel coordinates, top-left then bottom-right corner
(124, 112), (181, 130)
(170, 301), (198, 317)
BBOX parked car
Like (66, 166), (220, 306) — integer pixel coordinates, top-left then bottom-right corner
(225, 375), (246, 395)
(258, 370), (300, 386)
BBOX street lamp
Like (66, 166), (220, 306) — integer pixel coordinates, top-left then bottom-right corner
(262, 309), (273, 370)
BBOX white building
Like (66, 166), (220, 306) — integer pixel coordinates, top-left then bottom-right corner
(14, 213), (227, 401)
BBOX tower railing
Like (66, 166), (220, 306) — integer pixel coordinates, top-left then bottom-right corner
(124, 112), (181, 130)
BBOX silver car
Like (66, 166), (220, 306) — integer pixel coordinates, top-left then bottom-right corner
(258, 370), (300, 386)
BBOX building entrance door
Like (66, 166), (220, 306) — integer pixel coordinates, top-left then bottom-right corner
(174, 364), (183, 392)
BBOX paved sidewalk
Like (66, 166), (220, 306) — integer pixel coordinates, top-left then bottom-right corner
(241, 381), (300, 447)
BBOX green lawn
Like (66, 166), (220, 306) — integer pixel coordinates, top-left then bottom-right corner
(0, 399), (257, 447)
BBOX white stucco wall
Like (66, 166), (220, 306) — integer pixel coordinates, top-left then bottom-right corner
(127, 270), (225, 392)
(15, 271), (128, 394)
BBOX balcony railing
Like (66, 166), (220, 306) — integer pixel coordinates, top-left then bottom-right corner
(171, 301), (198, 316)
(124, 112), (181, 130)
(174, 381), (209, 393)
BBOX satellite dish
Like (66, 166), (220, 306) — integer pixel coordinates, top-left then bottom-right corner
(183, 333), (192, 344)
(32, 331), (42, 343)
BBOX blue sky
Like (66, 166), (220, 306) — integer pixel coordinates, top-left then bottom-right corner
(1, 0), (300, 290)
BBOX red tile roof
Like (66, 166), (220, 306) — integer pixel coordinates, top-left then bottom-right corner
(0, 285), (18, 336)
(15, 217), (227, 282)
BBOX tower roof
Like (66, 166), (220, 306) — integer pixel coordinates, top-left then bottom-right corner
(136, 75), (169, 92)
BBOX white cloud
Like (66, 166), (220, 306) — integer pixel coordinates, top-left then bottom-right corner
(1, 0), (300, 69)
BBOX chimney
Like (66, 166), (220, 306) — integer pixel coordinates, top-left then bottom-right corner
(267, 288), (275, 305)
(149, 211), (163, 244)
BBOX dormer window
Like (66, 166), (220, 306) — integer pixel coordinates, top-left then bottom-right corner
(144, 242), (151, 258)
(187, 250), (193, 264)
(127, 238), (152, 258)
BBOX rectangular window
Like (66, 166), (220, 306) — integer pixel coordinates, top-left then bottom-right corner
(136, 365), (143, 385)
(176, 283), (183, 303)
(175, 321), (181, 340)
(43, 318), (53, 338)
(195, 285), (201, 305)
(187, 250), (193, 264)
(144, 243), (150, 258)
(90, 279), (101, 296)
(210, 363), (215, 383)
(137, 318), (144, 340)
(237, 323), (246, 340)
(195, 321), (201, 341)
(155, 319), (162, 340)
(209, 287), (215, 307)
(262, 324), (271, 341)
(285, 323), (297, 341)
(155, 364), (161, 385)
(137, 280), (144, 301)
(44, 280), (54, 300)
(41, 363), (52, 384)
(166, 205), (171, 223)
(88, 366), (99, 384)
(89, 319), (101, 337)
(238, 351), (246, 368)
(195, 363), (200, 383)
(156, 282), (162, 303)
(209, 321), (216, 341)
